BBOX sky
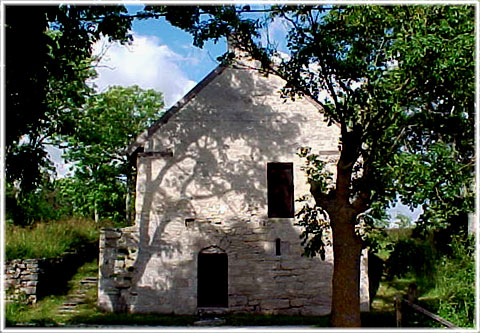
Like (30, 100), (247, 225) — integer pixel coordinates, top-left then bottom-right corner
(90, 4), (291, 106)
(48, 4), (422, 222)
(91, 5), (227, 107)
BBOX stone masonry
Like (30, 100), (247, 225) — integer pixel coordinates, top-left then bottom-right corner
(5, 259), (42, 304)
(99, 57), (370, 315)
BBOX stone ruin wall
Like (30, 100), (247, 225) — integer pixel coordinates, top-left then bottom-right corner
(5, 259), (43, 304)
(4, 255), (80, 304)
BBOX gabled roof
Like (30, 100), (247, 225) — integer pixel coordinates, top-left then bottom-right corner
(126, 59), (332, 156)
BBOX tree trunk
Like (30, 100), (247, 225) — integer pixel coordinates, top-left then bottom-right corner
(330, 207), (363, 327)
(125, 173), (132, 224)
(94, 205), (99, 223)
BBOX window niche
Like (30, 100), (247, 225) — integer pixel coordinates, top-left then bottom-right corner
(275, 238), (281, 256)
(267, 162), (294, 218)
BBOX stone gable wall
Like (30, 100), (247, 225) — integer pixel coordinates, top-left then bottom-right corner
(98, 64), (370, 315)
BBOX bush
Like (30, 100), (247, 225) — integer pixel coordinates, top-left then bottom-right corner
(6, 180), (73, 226)
(434, 236), (475, 328)
(385, 236), (437, 285)
(5, 219), (99, 260)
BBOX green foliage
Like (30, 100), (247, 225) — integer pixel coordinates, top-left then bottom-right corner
(5, 5), (133, 195)
(6, 179), (74, 226)
(5, 219), (99, 260)
(385, 237), (437, 284)
(295, 147), (335, 259)
(295, 195), (331, 260)
(386, 142), (474, 232)
(432, 236), (475, 328)
(60, 86), (164, 222)
(381, 228), (475, 328)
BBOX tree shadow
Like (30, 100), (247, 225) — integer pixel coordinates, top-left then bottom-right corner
(99, 64), (348, 316)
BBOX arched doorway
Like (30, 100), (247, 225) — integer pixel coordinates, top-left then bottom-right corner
(197, 247), (228, 308)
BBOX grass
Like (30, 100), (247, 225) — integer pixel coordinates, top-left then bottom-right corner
(5, 218), (99, 260)
(6, 294), (66, 326)
(5, 258), (99, 327)
(223, 313), (329, 326)
(66, 313), (329, 327)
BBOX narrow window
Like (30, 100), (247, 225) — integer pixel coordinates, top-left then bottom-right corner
(275, 238), (281, 256)
(267, 162), (294, 218)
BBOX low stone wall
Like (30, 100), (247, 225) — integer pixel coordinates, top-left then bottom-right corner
(5, 252), (96, 304)
(5, 259), (43, 304)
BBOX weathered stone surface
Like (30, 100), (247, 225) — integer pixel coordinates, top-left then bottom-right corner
(290, 298), (307, 307)
(21, 287), (36, 295)
(262, 299), (290, 310)
(98, 57), (369, 316)
(21, 273), (39, 281)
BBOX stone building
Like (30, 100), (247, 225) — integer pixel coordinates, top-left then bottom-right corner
(98, 54), (370, 315)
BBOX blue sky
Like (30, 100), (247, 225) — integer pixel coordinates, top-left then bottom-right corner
(91, 5), (291, 105)
(92, 11), (225, 107)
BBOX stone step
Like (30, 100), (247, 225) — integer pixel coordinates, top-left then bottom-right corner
(58, 311), (79, 315)
(58, 306), (78, 311)
(83, 277), (98, 281)
(56, 276), (98, 316)
(65, 298), (85, 304)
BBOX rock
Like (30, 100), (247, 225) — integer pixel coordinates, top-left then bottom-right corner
(193, 318), (226, 326)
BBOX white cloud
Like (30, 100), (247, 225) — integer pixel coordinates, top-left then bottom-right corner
(92, 33), (197, 107)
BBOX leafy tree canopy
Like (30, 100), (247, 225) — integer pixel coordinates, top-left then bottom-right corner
(5, 5), (133, 193)
(59, 86), (165, 223)
(146, 5), (475, 326)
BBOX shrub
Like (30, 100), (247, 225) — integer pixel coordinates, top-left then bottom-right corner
(6, 180), (74, 226)
(5, 219), (99, 260)
(385, 237), (437, 284)
(434, 236), (475, 328)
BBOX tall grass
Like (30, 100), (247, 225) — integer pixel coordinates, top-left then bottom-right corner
(382, 230), (475, 328)
(5, 219), (99, 260)
(429, 236), (475, 328)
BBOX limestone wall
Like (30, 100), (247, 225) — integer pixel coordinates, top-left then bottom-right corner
(4, 255), (80, 304)
(5, 259), (42, 304)
(98, 64), (370, 315)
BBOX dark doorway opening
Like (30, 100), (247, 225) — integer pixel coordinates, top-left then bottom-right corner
(197, 249), (228, 308)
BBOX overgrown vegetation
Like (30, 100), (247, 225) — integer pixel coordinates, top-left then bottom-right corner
(425, 236), (475, 328)
(377, 228), (475, 328)
(5, 219), (99, 260)
(5, 259), (99, 327)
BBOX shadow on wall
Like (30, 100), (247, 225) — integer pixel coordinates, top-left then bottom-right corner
(103, 67), (335, 314)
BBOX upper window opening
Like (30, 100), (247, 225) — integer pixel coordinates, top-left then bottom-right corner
(267, 162), (294, 218)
